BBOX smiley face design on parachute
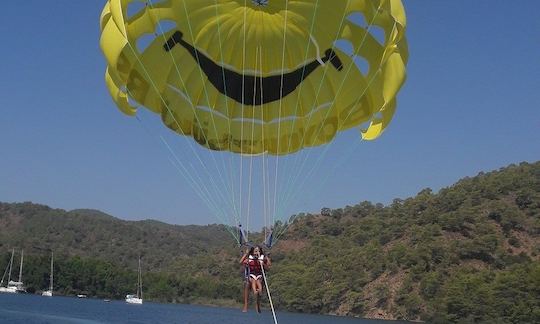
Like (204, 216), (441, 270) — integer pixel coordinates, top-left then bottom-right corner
(163, 30), (343, 106)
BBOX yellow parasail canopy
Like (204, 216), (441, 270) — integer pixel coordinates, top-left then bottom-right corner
(100, 0), (408, 155)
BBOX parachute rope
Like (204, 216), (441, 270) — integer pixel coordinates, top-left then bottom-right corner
(261, 260), (278, 324)
(271, 0), (290, 232)
(134, 114), (239, 241)
(178, 0), (241, 226)
(273, 1), (388, 242)
(122, 2), (242, 242)
(147, 0), (242, 230)
(278, 0), (339, 230)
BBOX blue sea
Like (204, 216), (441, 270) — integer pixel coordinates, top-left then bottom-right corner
(0, 293), (407, 324)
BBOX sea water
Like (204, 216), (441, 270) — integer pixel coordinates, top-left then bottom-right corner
(0, 293), (407, 324)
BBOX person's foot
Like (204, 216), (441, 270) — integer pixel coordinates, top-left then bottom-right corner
(242, 307), (248, 313)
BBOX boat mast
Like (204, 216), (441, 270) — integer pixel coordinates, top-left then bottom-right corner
(18, 250), (24, 283)
(50, 251), (54, 291)
(7, 249), (14, 283)
(138, 256), (142, 299)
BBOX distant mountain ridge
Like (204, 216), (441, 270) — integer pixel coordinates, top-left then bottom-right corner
(0, 161), (539, 323)
(0, 202), (233, 270)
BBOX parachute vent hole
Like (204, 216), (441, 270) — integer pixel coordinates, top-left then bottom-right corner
(369, 25), (386, 46)
(136, 33), (156, 53)
(353, 56), (370, 75)
(251, 0), (269, 6)
(347, 12), (367, 28)
(156, 20), (177, 34)
(334, 40), (354, 56)
(127, 1), (146, 19)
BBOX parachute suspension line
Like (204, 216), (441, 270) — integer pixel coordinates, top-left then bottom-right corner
(151, 3), (239, 233)
(276, 0), (324, 227)
(273, 138), (364, 244)
(259, 46), (269, 238)
(259, 47), (270, 238)
(260, 51), (267, 239)
(261, 260), (278, 324)
(277, 1), (385, 228)
(178, 0), (242, 227)
(259, 45), (272, 240)
(247, 46), (261, 240)
(246, 144), (254, 242)
(275, 16), (397, 224)
(239, 0), (248, 239)
(133, 114), (238, 241)
(131, 97), (237, 240)
(271, 0), (290, 232)
(277, 0), (351, 212)
(275, 2), (391, 242)
(159, 133), (239, 241)
(126, 53), (236, 227)
(120, 43), (237, 234)
(288, 8), (387, 207)
(212, 0), (241, 228)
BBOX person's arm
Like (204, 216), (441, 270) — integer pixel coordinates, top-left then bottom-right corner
(264, 256), (271, 269)
(240, 253), (248, 264)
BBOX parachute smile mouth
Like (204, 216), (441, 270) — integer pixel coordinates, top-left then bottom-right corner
(164, 31), (343, 106)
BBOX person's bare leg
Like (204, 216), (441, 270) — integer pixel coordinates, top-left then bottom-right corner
(242, 281), (249, 312)
(251, 278), (258, 295)
(256, 280), (262, 313)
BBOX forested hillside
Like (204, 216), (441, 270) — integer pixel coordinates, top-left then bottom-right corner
(0, 204), (232, 270)
(1, 161), (539, 323)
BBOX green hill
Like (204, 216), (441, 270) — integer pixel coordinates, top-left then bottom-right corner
(1, 161), (539, 323)
(0, 204), (232, 270)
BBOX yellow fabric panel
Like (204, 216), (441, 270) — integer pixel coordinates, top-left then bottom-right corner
(105, 67), (136, 116)
(101, 0), (408, 155)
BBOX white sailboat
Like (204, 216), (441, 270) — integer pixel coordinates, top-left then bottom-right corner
(0, 249), (16, 293)
(125, 257), (143, 304)
(3, 250), (26, 293)
(42, 252), (54, 297)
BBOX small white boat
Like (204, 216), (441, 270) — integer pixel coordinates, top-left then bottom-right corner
(42, 251), (54, 297)
(0, 249), (16, 294)
(1, 250), (26, 293)
(8, 280), (26, 293)
(77, 294), (87, 298)
(125, 294), (143, 304)
(0, 286), (17, 293)
(125, 256), (143, 304)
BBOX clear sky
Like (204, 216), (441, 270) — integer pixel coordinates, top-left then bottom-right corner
(1, 1), (539, 231)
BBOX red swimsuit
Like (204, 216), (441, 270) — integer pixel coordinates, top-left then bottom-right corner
(247, 255), (265, 280)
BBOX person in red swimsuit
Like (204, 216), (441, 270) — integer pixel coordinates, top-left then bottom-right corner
(240, 245), (271, 313)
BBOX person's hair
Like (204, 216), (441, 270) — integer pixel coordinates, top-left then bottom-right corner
(256, 245), (264, 256)
(249, 246), (265, 256)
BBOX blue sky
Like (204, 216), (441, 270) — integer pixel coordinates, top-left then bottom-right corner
(1, 1), (539, 230)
